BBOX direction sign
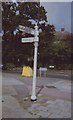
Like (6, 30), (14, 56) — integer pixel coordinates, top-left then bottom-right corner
(19, 25), (35, 35)
(22, 37), (34, 43)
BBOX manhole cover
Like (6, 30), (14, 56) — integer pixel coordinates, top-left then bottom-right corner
(2, 100), (4, 102)
(46, 86), (56, 88)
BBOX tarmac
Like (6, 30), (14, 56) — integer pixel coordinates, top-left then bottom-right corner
(2, 72), (72, 118)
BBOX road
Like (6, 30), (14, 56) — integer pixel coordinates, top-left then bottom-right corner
(2, 71), (72, 118)
(2, 69), (71, 80)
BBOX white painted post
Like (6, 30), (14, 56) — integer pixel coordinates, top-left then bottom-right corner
(31, 23), (39, 101)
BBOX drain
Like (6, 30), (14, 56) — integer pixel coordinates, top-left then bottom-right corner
(2, 100), (4, 102)
(46, 86), (56, 88)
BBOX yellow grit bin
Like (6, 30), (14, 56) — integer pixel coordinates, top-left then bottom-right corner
(22, 66), (33, 77)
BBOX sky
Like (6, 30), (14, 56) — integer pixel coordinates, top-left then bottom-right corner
(40, 2), (71, 32)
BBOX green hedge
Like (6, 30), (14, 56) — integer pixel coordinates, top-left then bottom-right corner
(6, 63), (15, 70)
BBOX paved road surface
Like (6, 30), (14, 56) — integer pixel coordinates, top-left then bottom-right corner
(2, 72), (72, 118)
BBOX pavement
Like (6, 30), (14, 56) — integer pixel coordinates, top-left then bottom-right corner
(2, 71), (72, 118)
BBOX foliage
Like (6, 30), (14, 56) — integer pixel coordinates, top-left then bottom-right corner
(2, 2), (47, 67)
(38, 23), (55, 66)
(6, 63), (15, 70)
(2, 2), (72, 70)
(49, 33), (71, 69)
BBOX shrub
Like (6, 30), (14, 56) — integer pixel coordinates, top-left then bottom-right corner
(6, 63), (15, 70)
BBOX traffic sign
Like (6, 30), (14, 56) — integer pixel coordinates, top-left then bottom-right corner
(22, 37), (34, 43)
(19, 25), (35, 35)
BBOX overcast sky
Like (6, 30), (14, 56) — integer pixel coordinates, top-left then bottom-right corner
(40, 2), (71, 32)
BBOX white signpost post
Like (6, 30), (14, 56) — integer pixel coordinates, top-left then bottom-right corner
(19, 23), (39, 101)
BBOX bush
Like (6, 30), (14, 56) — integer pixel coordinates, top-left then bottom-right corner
(55, 64), (73, 70)
(6, 63), (15, 70)
(68, 64), (73, 70)
(38, 64), (43, 69)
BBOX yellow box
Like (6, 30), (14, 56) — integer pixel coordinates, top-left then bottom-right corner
(22, 66), (33, 77)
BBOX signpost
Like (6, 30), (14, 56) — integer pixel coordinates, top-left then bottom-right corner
(31, 23), (39, 101)
(20, 23), (39, 101)
(12, 0), (39, 101)
(22, 37), (34, 43)
(19, 25), (35, 35)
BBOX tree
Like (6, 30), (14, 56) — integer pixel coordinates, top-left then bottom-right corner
(51, 33), (71, 69)
(2, 2), (47, 67)
(38, 23), (55, 67)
